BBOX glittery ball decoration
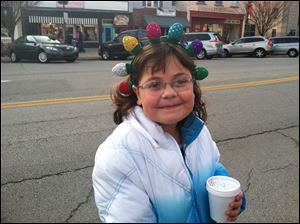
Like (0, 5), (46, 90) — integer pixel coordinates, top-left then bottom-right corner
(191, 39), (203, 55)
(123, 36), (139, 53)
(112, 63), (128, 77)
(167, 23), (183, 42)
(194, 67), (209, 80)
(146, 22), (161, 40)
(118, 80), (130, 96)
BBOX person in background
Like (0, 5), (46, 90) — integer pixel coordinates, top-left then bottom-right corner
(77, 26), (85, 53)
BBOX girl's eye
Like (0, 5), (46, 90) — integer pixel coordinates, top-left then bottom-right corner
(147, 81), (163, 89)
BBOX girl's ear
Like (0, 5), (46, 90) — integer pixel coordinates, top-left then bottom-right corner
(132, 86), (142, 105)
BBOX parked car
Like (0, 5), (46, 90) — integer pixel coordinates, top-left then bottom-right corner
(1, 32), (12, 44)
(270, 36), (299, 57)
(10, 35), (79, 63)
(223, 36), (272, 58)
(183, 32), (223, 59)
(98, 29), (149, 60)
(1, 32), (12, 56)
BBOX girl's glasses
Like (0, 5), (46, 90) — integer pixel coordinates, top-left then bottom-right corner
(137, 78), (194, 96)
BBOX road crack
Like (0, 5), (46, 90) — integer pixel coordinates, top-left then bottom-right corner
(66, 187), (94, 223)
(216, 125), (299, 143)
(1, 165), (93, 187)
(275, 131), (299, 147)
(262, 163), (296, 173)
(243, 168), (253, 193)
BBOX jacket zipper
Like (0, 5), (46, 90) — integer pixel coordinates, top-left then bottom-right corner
(174, 140), (201, 222)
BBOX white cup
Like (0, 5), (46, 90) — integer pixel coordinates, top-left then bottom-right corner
(206, 176), (241, 223)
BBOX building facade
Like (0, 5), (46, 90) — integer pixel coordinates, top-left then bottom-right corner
(266, 1), (299, 37)
(20, 1), (133, 47)
(244, 1), (299, 38)
(177, 1), (245, 43)
(132, 1), (190, 35)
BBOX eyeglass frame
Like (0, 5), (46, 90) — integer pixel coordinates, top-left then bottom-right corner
(134, 77), (195, 94)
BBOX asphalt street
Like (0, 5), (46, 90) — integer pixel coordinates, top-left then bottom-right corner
(1, 56), (299, 223)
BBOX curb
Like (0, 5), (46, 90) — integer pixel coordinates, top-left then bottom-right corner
(1, 56), (100, 62)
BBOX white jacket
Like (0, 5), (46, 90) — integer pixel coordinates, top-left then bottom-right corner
(92, 106), (235, 223)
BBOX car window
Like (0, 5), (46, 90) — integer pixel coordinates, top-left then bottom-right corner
(138, 30), (146, 39)
(275, 38), (287, 44)
(213, 33), (221, 41)
(125, 31), (136, 37)
(254, 38), (264, 42)
(14, 36), (26, 43)
(235, 39), (246, 44)
(115, 33), (126, 43)
(185, 33), (211, 41)
(1, 33), (9, 37)
(288, 38), (299, 43)
(32, 36), (61, 44)
(26, 36), (36, 43)
(185, 34), (200, 41)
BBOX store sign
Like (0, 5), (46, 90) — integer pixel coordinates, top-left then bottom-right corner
(56, 1), (84, 8)
(113, 15), (129, 26)
(224, 19), (240, 24)
(156, 8), (176, 17)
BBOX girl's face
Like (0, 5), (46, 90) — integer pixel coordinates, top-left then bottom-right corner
(133, 56), (195, 129)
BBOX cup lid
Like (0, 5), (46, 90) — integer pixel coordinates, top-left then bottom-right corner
(206, 176), (241, 197)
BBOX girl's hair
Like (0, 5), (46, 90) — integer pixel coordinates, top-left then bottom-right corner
(111, 42), (207, 124)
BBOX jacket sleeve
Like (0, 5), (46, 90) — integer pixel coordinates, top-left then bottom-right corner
(92, 146), (157, 223)
(214, 162), (246, 213)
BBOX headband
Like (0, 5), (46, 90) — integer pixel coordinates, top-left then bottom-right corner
(112, 22), (209, 96)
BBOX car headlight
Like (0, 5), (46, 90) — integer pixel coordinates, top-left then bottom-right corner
(45, 46), (59, 51)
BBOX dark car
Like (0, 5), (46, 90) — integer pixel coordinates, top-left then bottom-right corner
(270, 36), (299, 57)
(10, 35), (79, 63)
(98, 29), (149, 60)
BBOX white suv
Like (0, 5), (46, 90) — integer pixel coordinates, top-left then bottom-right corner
(184, 32), (223, 59)
(223, 36), (272, 58)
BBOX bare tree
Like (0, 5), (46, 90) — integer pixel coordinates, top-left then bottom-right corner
(1, 1), (39, 40)
(247, 1), (286, 36)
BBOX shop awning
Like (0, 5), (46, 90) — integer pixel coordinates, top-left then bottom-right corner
(28, 16), (98, 25)
(144, 15), (190, 28)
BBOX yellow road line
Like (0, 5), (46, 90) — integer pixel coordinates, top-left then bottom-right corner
(202, 75), (298, 91)
(1, 75), (298, 109)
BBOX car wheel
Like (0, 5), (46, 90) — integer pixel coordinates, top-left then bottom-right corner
(38, 51), (48, 63)
(254, 48), (266, 58)
(196, 49), (207, 60)
(101, 50), (111, 60)
(223, 49), (231, 57)
(10, 51), (19, 62)
(288, 49), (298, 57)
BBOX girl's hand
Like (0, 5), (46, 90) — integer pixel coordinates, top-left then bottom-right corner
(225, 192), (243, 222)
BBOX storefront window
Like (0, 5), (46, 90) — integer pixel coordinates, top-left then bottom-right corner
(41, 23), (64, 42)
(40, 23), (98, 44)
(82, 26), (98, 42)
(203, 24), (223, 36)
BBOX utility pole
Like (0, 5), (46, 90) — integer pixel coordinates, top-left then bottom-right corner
(57, 1), (69, 43)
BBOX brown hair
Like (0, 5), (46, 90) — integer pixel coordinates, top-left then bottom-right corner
(112, 42), (207, 124)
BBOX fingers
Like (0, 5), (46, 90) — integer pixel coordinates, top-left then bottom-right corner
(226, 192), (243, 221)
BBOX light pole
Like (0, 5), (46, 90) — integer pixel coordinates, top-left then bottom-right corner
(57, 1), (68, 43)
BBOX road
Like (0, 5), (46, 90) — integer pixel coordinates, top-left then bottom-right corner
(1, 57), (299, 223)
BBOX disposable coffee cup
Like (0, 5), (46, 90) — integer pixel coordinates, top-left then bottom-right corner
(206, 176), (241, 223)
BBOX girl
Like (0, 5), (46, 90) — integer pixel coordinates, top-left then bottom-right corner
(92, 23), (245, 223)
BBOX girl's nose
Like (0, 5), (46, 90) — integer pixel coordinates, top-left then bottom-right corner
(161, 83), (177, 98)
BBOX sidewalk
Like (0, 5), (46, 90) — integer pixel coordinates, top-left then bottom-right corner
(77, 47), (100, 60)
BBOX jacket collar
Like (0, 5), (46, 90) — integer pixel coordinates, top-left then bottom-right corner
(127, 106), (204, 147)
